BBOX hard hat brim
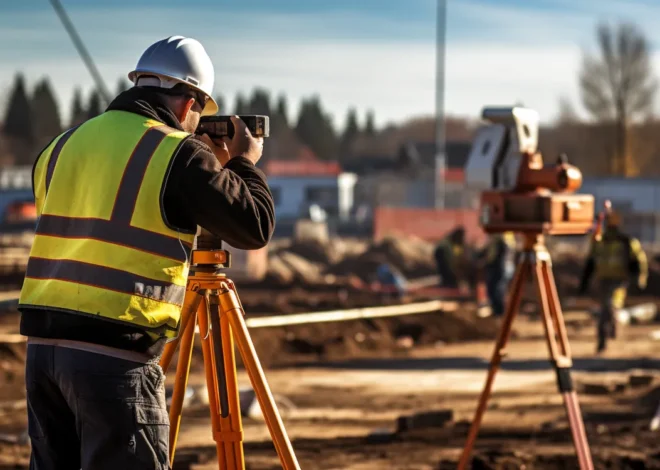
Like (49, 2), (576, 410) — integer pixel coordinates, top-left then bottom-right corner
(128, 69), (218, 116)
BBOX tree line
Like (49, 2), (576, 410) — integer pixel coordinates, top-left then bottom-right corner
(1, 21), (657, 176)
(0, 74), (377, 167)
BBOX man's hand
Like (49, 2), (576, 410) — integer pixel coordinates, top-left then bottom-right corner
(224, 116), (264, 165)
(199, 134), (231, 166)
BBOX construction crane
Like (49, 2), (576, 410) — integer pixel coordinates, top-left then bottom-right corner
(48, 0), (112, 106)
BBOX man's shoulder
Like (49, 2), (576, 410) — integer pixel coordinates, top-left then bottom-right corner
(172, 134), (214, 163)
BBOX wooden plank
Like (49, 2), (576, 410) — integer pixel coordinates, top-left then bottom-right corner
(0, 294), (460, 331)
(0, 291), (20, 302)
(0, 334), (25, 344)
(245, 300), (457, 329)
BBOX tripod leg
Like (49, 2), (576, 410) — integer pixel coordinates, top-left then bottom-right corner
(167, 299), (199, 465)
(457, 257), (529, 470)
(197, 294), (230, 468)
(219, 284), (301, 470)
(161, 289), (204, 373)
(208, 294), (245, 470)
(536, 259), (594, 470)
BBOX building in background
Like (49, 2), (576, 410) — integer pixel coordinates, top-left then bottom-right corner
(265, 160), (358, 237)
(0, 166), (33, 221)
(579, 176), (660, 244)
(345, 140), (477, 213)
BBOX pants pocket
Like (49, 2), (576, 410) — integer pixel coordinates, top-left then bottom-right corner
(134, 404), (170, 470)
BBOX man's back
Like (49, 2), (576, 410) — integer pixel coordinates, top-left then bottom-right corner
(20, 86), (275, 357)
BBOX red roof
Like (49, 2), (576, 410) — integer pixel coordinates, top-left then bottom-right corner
(265, 160), (342, 177)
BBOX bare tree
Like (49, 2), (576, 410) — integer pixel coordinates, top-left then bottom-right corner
(579, 22), (657, 176)
(556, 95), (579, 125)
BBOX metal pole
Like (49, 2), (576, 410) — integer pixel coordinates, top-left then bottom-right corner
(49, 0), (112, 106)
(435, 0), (447, 209)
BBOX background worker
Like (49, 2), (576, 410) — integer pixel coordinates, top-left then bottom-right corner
(478, 232), (518, 317)
(579, 209), (647, 353)
(374, 260), (408, 302)
(434, 226), (468, 291)
(19, 36), (274, 470)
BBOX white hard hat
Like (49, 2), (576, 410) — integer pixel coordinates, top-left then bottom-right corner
(128, 36), (218, 116)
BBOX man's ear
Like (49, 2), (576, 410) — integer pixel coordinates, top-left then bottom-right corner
(178, 97), (196, 123)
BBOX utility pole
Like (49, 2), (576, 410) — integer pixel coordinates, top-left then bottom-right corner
(435, 0), (447, 209)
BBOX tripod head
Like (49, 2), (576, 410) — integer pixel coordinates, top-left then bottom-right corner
(191, 227), (232, 270)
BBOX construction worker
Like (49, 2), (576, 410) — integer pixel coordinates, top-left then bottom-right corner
(19, 36), (274, 469)
(434, 226), (468, 290)
(374, 261), (408, 301)
(478, 232), (517, 317)
(579, 210), (647, 353)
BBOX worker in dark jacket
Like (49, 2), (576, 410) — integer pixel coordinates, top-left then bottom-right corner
(19, 36), (274, 469)
(579, 210), (647, 353)
(434, 226), (467, 289)
(478, 232), (517, 317)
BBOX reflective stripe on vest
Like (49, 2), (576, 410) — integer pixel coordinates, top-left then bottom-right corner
(19, 111), (196, 338)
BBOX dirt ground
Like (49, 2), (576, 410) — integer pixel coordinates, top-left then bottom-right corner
(1, 289), (660, 469)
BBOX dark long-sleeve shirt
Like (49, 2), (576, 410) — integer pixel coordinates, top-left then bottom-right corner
(20, 86), (275, 355)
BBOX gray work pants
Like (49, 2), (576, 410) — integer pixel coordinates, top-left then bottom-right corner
(26, 344), (170, 470)
(596, 280), (628, 352)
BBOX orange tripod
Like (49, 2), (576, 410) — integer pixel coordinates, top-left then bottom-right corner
(457, 233), (593, 470)
(160, 232), (300, 470)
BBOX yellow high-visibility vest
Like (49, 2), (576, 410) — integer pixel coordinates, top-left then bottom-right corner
(19, 111), (196, 339)
(592, 240), (628, 281)
(485, 232), (516, 264)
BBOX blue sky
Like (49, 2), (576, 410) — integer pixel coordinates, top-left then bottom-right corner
(1, 0), (659, 128)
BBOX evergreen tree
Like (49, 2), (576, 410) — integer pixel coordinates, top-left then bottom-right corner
(69, 87), (86, 127)
(115, 78), (131, 97)
(2, 73), (34, 165)
(275, 94), (289, 128)
(213, 94), (226, 114)
(295, 96), (338, 161)
(234, 94), (247, 114)
(86, 90), (102, 120)
(248, 88), (271, 115)
(2, 73), (33, 143)
(340, 108), (359, 158)
(31, 78), (62, 151)
(365, 110), (376, 135)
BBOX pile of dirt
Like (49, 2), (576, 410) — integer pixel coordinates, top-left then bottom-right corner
(266, 238), (353, 286)
(265, 252), (324, 286)
(267, 234), (438, 287)
(245, 306), (498, 367)
(0, 343), (26, 401)
(327, 235), (436, 282)
(282, 238), (346, 266)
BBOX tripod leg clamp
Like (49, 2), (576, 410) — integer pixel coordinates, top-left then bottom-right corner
(214, 430), (244, 442)
(555, 367), (574, 393)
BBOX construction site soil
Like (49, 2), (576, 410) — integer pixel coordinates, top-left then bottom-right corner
(1, 242), (660, 468)
(1, 290), (660, 468)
